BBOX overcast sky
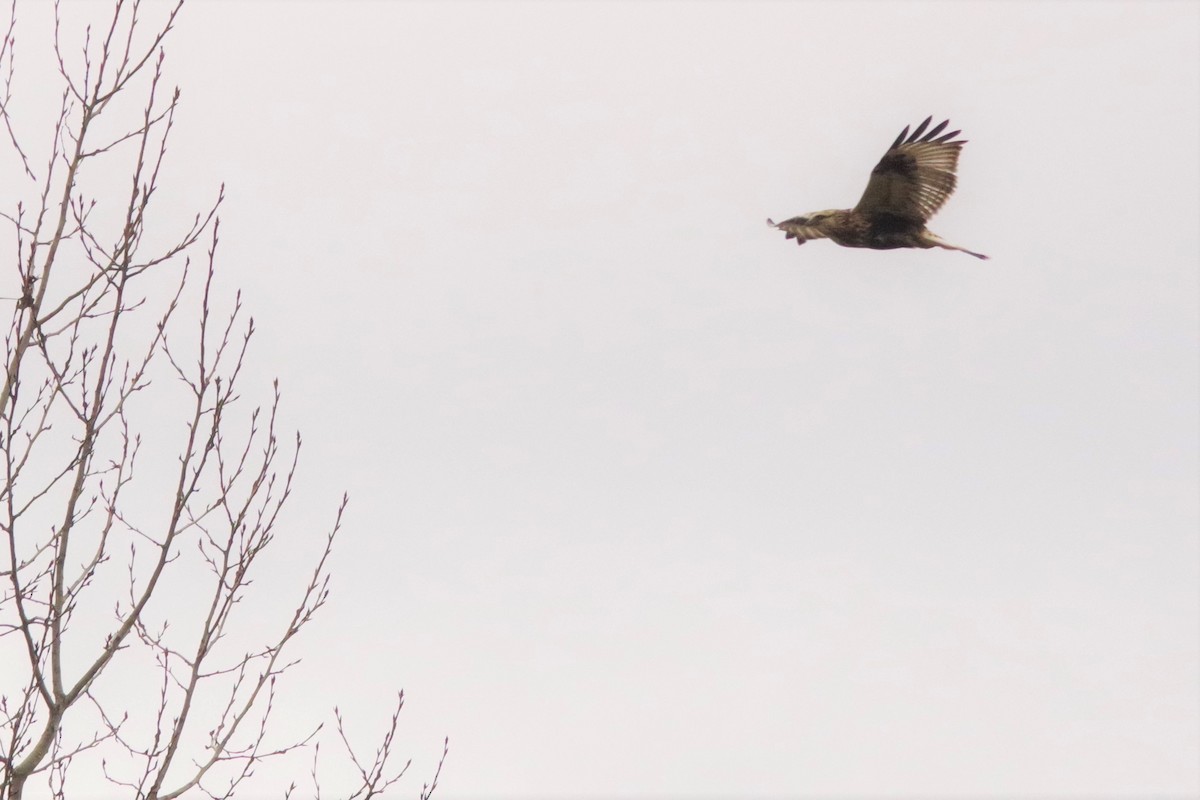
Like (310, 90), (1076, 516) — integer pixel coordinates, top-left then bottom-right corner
(12, 1), (1200, 798)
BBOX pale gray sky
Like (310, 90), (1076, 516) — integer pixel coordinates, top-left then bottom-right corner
(13, 1), (1200, 798)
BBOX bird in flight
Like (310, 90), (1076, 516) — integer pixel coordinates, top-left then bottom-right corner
(768, 117), (988, 260)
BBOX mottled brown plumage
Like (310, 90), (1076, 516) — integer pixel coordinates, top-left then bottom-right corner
(768, 116), (988, 260)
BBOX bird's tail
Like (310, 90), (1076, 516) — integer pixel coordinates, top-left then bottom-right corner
(923, 231), (989, 260)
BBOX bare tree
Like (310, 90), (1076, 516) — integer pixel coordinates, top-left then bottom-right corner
(0, 2), (446, 798)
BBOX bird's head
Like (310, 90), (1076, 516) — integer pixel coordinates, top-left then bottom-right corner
(797, 210), (841, 227)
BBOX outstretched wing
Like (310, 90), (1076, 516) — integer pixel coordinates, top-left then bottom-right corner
(853, 117), (966, 225)
(766, 216), (829, 245)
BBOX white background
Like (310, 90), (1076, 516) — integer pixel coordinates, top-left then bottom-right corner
(7, 2), (1199, 798)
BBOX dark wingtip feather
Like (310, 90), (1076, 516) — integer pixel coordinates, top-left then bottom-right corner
(890, 125), (910, 150)
(908, 116), (932, 143)
(924, 119), (950, 140)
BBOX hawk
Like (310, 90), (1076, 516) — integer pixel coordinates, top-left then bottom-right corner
(768, 116), (988, 260)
